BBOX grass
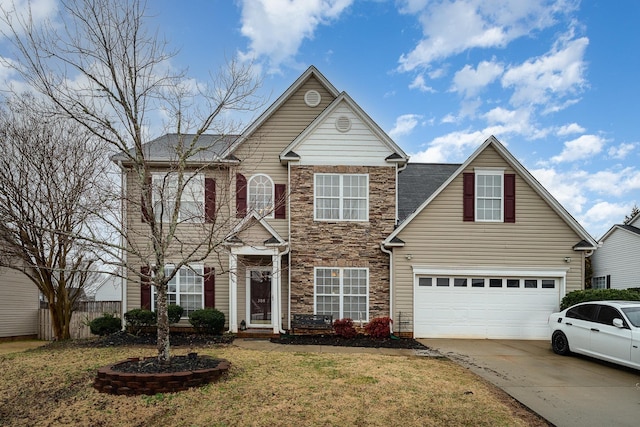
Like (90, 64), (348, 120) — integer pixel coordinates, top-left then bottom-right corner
(0, 343), (548, 426)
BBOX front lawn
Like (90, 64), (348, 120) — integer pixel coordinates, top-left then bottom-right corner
(0, 342), (548, 426)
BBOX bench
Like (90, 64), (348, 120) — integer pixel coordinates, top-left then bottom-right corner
(291, 314), (333, 334)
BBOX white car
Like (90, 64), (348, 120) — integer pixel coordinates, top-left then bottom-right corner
(549, 300), (640, 370)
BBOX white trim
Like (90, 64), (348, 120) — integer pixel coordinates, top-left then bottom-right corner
(279, 93), (408, 164)
(227, 211), (286, 246)
(313, 173), (369, 222)
(474, 168), (504, 222)
(247, 173), (275, 219)
(246, 266), (273, 329)
(229, 253), (238, 332)
(412, 266), (569, 278)
(151, 264), (204, 317)
(224, 66), (340, 157)
(313, 267), (370, 322)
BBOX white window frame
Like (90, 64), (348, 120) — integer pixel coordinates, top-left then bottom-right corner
(152, 172), (204, 223)
(152, 264), (204, 317)
(314, 173), (369, 221)
(475, 168), (504, 222)
(248, 174), (274, 218)
(592, 276), (607, 289)
(314, 267), (369, 322)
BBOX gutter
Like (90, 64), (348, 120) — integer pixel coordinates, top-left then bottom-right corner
(117, 160), (127, 329)
(380, 243), (393, 332)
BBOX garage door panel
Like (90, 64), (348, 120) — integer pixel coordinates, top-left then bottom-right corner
(414, 275), (559, 339)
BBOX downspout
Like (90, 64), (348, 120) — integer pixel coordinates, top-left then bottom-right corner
(117, 160), (127, 330)
(380, 243), (393, 334)
(279, 245), (290, 334)
(286, 160), (292, 334)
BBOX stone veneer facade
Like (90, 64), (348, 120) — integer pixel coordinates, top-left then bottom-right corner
(289, 165), (397, 321)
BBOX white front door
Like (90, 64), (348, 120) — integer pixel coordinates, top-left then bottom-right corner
(247, 268), (272, 328)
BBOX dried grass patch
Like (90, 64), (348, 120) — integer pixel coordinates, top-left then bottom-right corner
(0, 343), (547, 426)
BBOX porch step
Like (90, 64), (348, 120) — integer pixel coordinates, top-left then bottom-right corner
(236, 329), (278, 339)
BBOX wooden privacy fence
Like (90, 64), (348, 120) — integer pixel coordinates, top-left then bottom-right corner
(38, 301), (121, 340)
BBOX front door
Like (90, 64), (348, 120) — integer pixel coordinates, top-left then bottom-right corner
(248, 269), (272, 327)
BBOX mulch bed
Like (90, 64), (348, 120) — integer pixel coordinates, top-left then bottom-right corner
(82, 331), (235, 348)
(113, 354), (222, 374)
(272, 333), (429, 349)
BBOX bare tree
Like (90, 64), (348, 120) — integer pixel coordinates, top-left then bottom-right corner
(0, 0), (262, 362)
(0, 94), (112, 340)
(624, 205), (639, 225)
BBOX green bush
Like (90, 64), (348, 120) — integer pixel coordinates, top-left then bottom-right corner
(560, 288), (640, 310)
(167, 304), (184, 324)
(124, 308), (157, 334)
(89, 313), (121, 336)
(188, 308), (225, 335)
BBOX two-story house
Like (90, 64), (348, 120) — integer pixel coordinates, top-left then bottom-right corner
(114, 66), (597, 340)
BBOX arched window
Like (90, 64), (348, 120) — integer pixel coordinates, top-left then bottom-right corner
(248, 174), (274, 218)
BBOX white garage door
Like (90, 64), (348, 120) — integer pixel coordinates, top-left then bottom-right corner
(414, 274), (561, 339)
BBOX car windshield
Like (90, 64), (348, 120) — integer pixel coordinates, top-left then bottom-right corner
(621, 307), (640, 327)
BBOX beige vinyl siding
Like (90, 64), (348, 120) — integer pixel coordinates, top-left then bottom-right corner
(0, 268), (39, 338)
(295, 103), (394, 166)
(393, 145), (584, 330)
(234, 76), (336, 238)
(124, 166), (233, 316)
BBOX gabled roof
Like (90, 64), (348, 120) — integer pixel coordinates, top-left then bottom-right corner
(384, 135), (597, 249)
(224, 66), (340, 158)
(598, 224), (640, 243)
(278, 92), (408, 164)
(111, 133), (239, 165)
(398, 163), (461, 222)
(224, 211), (287, 247)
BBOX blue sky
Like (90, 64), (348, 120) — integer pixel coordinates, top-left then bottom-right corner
(2, 0), (639, 239)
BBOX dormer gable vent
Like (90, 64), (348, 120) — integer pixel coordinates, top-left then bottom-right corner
(304, 90), (321, 107)
(335, 115), (352, 132)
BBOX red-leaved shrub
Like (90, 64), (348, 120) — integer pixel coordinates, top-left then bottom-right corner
(364, 317), (393, 338)
(333, 318), (358, 338)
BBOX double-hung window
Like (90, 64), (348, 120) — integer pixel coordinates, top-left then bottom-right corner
(152, 172), (204, 223)
(248, 174), (274, 218)
(314, 174), (368, 221)
(475, 169), (503, 221)
(315, 267), (368, 321)
(153, 265), (204, 317)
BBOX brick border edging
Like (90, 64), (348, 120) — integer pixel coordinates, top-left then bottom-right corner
(93, 355), (230, 395)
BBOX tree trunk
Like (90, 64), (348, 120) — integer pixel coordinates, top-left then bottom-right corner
(49, 302), (72, 340)
(156, 283), (170, 364)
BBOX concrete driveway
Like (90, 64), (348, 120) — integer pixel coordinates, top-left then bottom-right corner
(419, 339), (640, 427)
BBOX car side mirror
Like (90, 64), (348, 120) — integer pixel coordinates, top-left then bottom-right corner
(613, 318), (624, 328)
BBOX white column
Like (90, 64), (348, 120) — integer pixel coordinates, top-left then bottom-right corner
(229, 252), (238, 333)
(271, 252), (281, 334)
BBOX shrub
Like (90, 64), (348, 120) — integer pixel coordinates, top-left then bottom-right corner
(560, 289), (640, 310)
(124, 308), (157, 334)
(189, 308), (225, 335)
(167, 304), (184, 324)
(364, 316), (393, 338)
(89, 313), (121, 336)
(333, 318), (357, 338)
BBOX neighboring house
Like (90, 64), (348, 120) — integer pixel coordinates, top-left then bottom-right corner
(89, 273), (123, 301)
(113, 66), (597, 340)
(590, 212), (640, 290)
(0, 263), (39, 341)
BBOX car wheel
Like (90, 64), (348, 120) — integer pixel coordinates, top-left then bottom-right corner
(552, 331), (570, 355)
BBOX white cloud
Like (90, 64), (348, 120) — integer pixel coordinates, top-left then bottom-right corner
(397, 0), (574, 72)
(582, 201), (636, 239)
(389, 114), (423, 139)
(556, 123), (585, 136)
(502, 34), (588, 108)
(608, 142), (637, 160)
(409, 129), (488, 163)
(551, 134), (607, 163)
(0, 0), (58, 35)
(529, 167), (587, 215)
(451, 60), (504, 98)
(584, 167), (640, 197)
(238, 0), (353, 71)
(408, 74), (435, 92)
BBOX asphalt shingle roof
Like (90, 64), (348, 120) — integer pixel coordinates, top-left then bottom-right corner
(111, 133), (239, 163)
(397, 163), (461, 223)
